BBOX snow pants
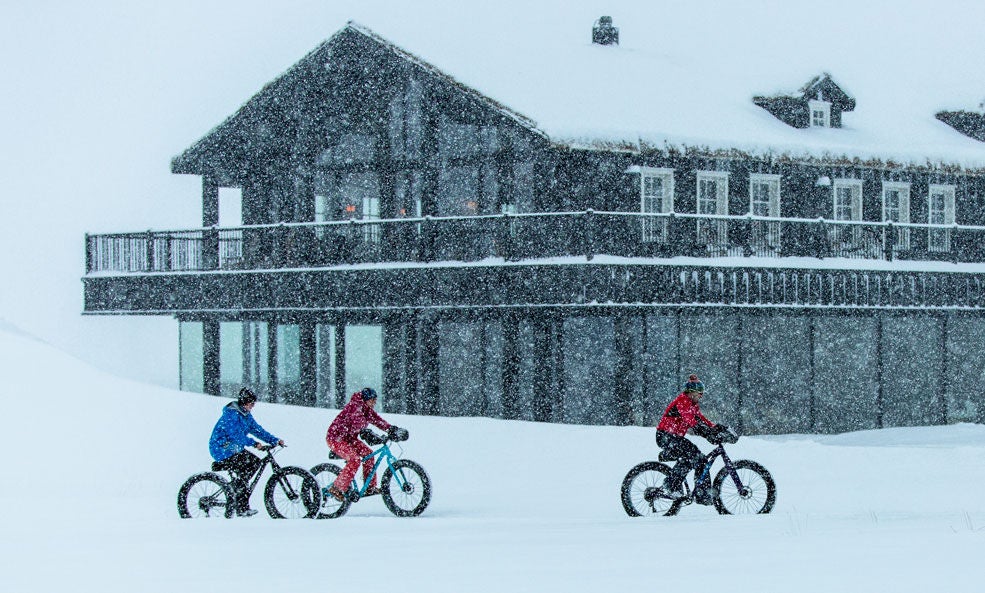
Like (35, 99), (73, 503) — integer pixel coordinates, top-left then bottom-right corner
(213, 449), (263, 512)
(655, 430), (705, 490)
(327, 438), (376, 492)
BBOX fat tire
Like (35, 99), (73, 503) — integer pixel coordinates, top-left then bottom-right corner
(263, 466), (321, 519)
(620, 461), (683, 517)
(310, 462), (351, 519)
(381, 459), (431, 517)
(713, 459), (776, 515)
(178, 472), (233, 519)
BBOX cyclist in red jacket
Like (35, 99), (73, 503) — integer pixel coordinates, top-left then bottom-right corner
(324, 387), (403, 501)
(656, 374), (717, 499)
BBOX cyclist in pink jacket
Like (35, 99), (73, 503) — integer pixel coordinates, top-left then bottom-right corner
(324, 388), (403, 501)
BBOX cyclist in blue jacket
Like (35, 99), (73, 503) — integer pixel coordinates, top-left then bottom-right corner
(209, 388), (284, 517)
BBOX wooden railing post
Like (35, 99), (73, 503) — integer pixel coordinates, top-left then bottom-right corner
(583, 209), (595, 261)
(500, 212), (514, 261)
(145, 230), (155, 271)
(84, 233), (93, 274)
(884, 221), (896, 261)
(742, 215), (753, 257)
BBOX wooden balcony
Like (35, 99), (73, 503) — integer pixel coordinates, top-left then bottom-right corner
(84, 211), (984, 275)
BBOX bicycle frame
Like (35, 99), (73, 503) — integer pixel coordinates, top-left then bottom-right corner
(693, 443), (743, 494)
(350, 443), (406, 496)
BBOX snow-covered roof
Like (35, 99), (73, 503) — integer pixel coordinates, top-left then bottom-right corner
(332, 0), (985, 170)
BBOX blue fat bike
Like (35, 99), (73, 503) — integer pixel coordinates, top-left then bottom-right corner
(621, 425), (776, 517)
(310, 429), (431, 518)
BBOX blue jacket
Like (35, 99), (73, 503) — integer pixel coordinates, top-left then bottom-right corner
(209, 402), (280, 461)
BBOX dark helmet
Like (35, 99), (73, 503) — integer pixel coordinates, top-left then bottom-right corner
(238, 387), (258, 406)
(360, 387), (378, 401)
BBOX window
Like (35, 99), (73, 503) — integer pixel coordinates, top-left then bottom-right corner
(928, 184), (956, 252)
(696, 171), (729, 245)
(809, 100), (831, 128)
(362, 195), (381, 243)
(312, 170), (381, 243)
(831, 179), (863, 250)
(314, 194), (329, 238)
(749, 173), (781, 249)
(832, 179), (862, 221)
(640, 168), (674, 242)
(882, 182), (911, 250)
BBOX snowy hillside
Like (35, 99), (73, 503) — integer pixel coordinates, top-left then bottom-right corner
(4, 325), (985, 592)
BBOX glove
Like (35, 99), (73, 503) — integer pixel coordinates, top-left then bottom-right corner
(387, 426), (410, 442)
(359, 428), (385, 446)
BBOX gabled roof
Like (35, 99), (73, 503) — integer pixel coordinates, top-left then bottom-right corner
(799, 74), (856, 111)
(175, 2), (985, 171)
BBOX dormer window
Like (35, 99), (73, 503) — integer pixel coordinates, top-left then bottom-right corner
(809, 100), (831, 128)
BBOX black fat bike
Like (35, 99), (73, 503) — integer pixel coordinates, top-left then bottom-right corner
(621, 425), (776, 517)
(177, 445), (321, 519)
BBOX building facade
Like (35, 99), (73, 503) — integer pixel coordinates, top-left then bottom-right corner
(83, 21), (985, 434)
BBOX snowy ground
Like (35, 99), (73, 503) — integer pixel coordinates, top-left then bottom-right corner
(4, 325), (985, 592)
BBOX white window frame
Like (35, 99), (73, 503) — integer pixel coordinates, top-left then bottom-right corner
(881, 181), (911, 250)
(362, 195), (381, 244)
(831, 178), (863, 250)
(749, 173), (781, 217)
(832, 178), (863, 221)
(809, 99), (831, 128)
(640, 167), (675, 243)
(928, 184), (956, 252)
(314, 194), (330, 238)
(749, 173), (781, 250)
(696, 171), (729, 245)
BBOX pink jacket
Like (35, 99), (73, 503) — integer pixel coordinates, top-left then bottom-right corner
(325, 392), (392, 444)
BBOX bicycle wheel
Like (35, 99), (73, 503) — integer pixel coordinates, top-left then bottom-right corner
(263, 466), (321, 519)
(310, 462), (351, 519)
(620, 461), (683, 517)
(713, 459), (776, 515)
(381, 459), (431, 517)
(178, 472), (233, 519)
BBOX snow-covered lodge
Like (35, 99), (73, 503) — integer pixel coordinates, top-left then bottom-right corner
(83, 14), (985, 433)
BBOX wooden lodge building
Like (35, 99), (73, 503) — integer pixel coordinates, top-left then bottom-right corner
(83, 17), (985, 434)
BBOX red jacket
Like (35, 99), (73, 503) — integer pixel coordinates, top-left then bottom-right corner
(657, 392), (714, 436)
(326, 392), (392, 444)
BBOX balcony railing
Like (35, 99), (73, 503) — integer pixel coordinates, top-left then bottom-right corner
(84, 211), (985, 274)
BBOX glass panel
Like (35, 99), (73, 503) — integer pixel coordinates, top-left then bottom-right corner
(679, 314), (739, 427)
(316, 324), (335, 408)
(947, 318), (985, 423)
(513, 161), (534, 212)
(882, 317), (941, 427)
(642, 174), (670, 243)
(697, 179), (719, 214)
(438, 166), (479, 216)
(813, 316), (878, 433)
(219, 322), (244, 399)
(316, 133), (376, 165)
(179, 321), (204, 393)
(243, 322), (269, 401)
(438, 321), (486, 416)
(740, 315), (812, 434)
(562, 317), (616, 425)
(438, 118), (479, 158)
(277, 324), (301, 405)
(346, 325), (383, 406)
